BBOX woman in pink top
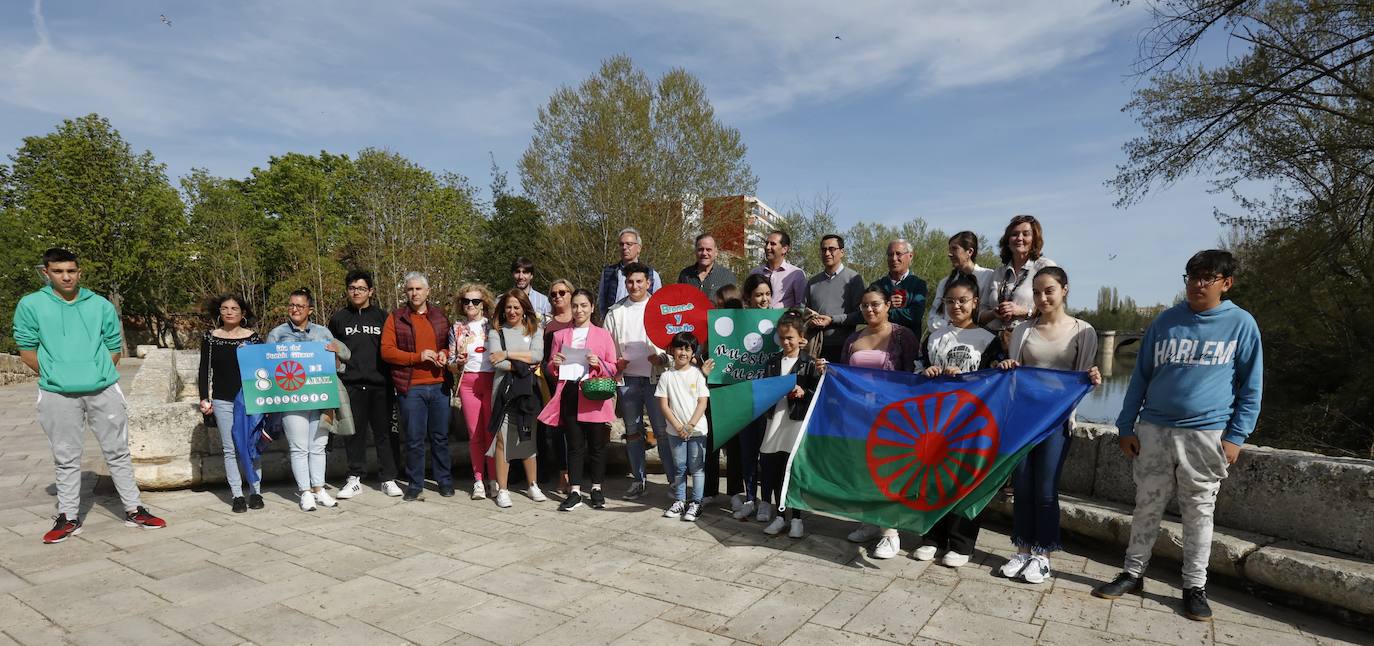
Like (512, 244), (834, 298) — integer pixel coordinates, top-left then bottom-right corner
(819, 286), (920, 559)
(538, 289), (619, 512)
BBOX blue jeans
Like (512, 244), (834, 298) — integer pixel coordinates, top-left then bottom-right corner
(1011, 424), (1072, 552)
(399, 383), (452, 493)
(667, 435), (706, 502)
(283, 410), (326, 491)
(738, 419), (765, 502)
(212, 399), (261, 497)
(618, 376), (670, 486)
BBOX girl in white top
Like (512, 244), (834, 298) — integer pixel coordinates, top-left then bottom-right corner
(980, 215), (1057, 337)
(929, 231), (994, 332)
(449, 283), (498, 499)
(758, 313), (820, 539)
(655, 332), (710, 522)
(996, 266), (1102, 585)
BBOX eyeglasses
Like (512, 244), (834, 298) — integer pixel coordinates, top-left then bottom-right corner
(619, 241), (640, 247)
(461, 298), (484, 306)
(1182, 274), (1225, 287)
(820, 246), (842, 254)
(941, 297), (975, 307)
(860, 301), (886, 310)
(346, 285), (371, 293)
(287, 304), (309, 311)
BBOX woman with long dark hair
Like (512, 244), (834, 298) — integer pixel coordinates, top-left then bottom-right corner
(487, 289), (545, 508)
(197, 294), (263, 513)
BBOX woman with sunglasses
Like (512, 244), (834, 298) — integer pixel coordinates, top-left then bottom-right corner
(197, 294), (263, 513)
(266, 288), (350, 512)
(449, 284), (498, 500)
(538, 288), (618, 511)
(539, 279), (576, 492)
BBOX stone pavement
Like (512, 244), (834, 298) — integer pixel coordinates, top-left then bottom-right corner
(0, 364), (1367, 645)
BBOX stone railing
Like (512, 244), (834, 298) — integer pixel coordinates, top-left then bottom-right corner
(0, 354), (37, 386)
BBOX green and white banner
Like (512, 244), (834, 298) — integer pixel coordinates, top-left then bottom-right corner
(707, 309), (783, 384)
(236, 342), (339, 414)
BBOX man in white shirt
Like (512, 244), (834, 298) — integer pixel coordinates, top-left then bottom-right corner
(604, 262), (672, 500)
(511, 257), (551, 318)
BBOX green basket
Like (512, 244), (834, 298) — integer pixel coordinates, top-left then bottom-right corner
(579, 377), (617, 401)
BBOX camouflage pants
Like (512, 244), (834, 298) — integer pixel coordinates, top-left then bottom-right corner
(1123, 420), (1229, 588)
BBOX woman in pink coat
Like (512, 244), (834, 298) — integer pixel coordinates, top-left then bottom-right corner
(538, 288), (618, 512)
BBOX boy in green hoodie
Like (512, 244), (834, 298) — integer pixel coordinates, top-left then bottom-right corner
(13, 248), (166, 544)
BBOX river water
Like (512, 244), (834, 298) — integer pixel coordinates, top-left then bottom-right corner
(1075, 350), (1136, 425)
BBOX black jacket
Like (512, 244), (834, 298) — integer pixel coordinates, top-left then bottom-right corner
(328, 304), (390, 387)
(765, 350), (821, 421)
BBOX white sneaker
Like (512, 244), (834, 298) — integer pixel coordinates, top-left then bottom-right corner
(1021, 555), (1051, 584)
(763, 516), (787, 535)
(299, 491), (317, 512)
(1000, 553), (1032, 578)
(733, 500), (756, 520)
(730, 493), (746, 513)
(941, 551), (971, 568)
(788, 518), (805, 539)
(471, 481), (486, 500)
(336, 476), (363, 499)
(664, 500), (686, 519)
(314, 489), (337, 508)
(755, 504), (771, 523)
(912, 545), (938, 561)
(872, 534), (901, 559)
(495, 490), (512, 509)
(527, 484), (548, 502)
(847, 523), (882, 543)
(381, 480), (404, 497)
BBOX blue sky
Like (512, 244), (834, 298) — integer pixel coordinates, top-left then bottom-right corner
(0, 0), (1238, 309)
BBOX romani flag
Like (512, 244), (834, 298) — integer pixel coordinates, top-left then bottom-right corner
(782, 364), (1092, 534)
(709, 374), (798, 451)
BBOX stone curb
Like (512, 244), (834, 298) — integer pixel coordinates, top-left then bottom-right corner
(984, 494), (1374, 617)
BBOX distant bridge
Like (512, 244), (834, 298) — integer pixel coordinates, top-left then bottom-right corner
(1096, 330), (1144, 377)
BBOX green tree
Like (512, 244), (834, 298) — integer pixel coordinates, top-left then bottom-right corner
(0, 114), (185, 352)
(1112, 0), (1374, 456)
(181, 169), (271, 323)
(520, 55), (758, 291)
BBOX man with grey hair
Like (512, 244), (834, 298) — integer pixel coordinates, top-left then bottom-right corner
(381, 271), (454, 500)
(868, 239), (928, 336)
(597, 227), (662, 318)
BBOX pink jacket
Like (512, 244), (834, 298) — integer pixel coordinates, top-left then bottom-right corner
(537, 324), (619, 426)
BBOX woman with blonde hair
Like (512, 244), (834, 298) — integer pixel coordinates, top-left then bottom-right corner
(449, 283), (498, 499)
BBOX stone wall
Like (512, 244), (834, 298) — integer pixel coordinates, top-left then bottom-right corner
(0, 354), (37, 386)
(1065, 422), (1374, 561)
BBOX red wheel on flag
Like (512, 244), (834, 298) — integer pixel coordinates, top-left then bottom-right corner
(865, 389), (999, 511)
(274, 360), (308, 392)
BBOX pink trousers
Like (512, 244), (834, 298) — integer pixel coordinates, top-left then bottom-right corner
(460, 371), (496, 481)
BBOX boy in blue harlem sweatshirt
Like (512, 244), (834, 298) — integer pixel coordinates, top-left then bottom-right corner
(1092, 250), (1262, 622)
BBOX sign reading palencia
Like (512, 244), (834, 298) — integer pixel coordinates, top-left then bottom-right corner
(236, 342), (339, 414)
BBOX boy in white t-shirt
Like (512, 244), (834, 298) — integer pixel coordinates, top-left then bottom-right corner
(655, 332), (710, 522)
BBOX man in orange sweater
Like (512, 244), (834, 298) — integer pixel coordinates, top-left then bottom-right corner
(381, 272), (453, 501)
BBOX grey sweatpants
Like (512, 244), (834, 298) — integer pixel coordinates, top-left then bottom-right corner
(37, 385), (143, 517)
(1123, 420), (1229, 588)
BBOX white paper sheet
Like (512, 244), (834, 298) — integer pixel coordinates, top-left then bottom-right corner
(558, 347), (589, 381)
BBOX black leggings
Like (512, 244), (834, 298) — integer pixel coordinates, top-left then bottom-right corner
(760, 451), (802, 517)
(561, 384), (609, 488)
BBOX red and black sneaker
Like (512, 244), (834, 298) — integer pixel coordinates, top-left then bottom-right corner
(124, 506), (167, 530)
(43, 514), (82, 544)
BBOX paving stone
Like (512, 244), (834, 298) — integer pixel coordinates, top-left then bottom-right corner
(366, 551), (470, 588)
(658, 605), (732, 633)
(437, 595), (567, 646)
(1039, 620), (1169, 645)
(33, 586), (170, 631)
(109, 538), (220, 579)
(611, 561), (768, 616)
(281, 574), (414, 620)
(402, 621), (465, 646)
(215, 603), (341, 643)
(68, 615), (196, 646)
(320, 616), (410, 644)
(778, 623), (900, 646)
(608, 617), (733, 646)
(719, 579), (837, 645)
(752, 553), (891, 593)
(1214, 620), (1317, 646)
(152, 565), (337, 631)
(140, 563), (263, 605)
(919, 605), (1041, 645)
(1034, 589), (1111, 630)
(178, 622), (247, 646)
(843, 575), (952, 643)
(468, 565), (615, 615)
(809, 590), (876, 629)
(1105, 602), (1213, 646)
(347, 579), (485, 635)
(531, 591), (671, 646)
(943, 577), (1042, 622)
(0, 593), (49, 632)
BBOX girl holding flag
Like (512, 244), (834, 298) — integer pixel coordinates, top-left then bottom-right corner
(996, 267), (1101, 583)
(911, 274), (1005, 566)
(757, 312), (820, 538)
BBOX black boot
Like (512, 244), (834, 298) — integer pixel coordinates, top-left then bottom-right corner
(1182, 586), (1212, 621)
(1091, 572), (1143, 599)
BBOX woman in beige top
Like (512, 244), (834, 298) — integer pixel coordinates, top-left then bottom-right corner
(996, 266), (1101, 585)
